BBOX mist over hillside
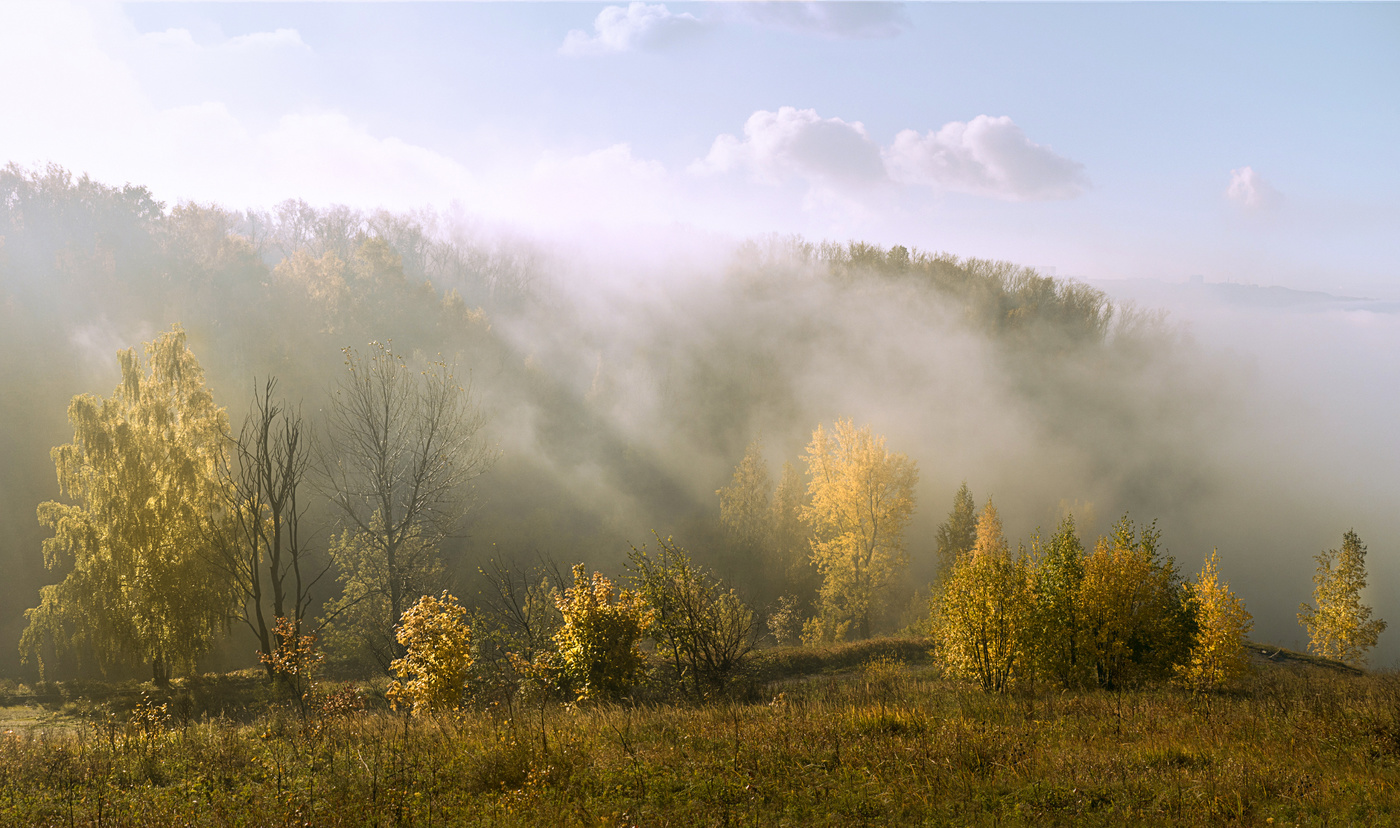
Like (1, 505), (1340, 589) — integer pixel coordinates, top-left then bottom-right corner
(2, 164), (1395, 677)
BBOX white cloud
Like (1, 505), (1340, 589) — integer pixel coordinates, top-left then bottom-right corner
(695, 109), (1086, 204)
(733, 2), (911, 39)
(692, 107), (886, 190)
(560, 3), (705, 56)
(885, 115), (1088, 201)
(1226, 166), (1282, 210)
(0, 1), (473, 210)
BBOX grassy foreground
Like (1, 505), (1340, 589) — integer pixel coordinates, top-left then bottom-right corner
(2, 641), (1400, 826)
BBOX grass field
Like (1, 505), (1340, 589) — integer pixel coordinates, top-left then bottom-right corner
(2, 639), (1398, 826)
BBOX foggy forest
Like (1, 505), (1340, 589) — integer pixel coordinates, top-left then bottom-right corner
(4, 0), (1400, 821)
(2, 161), (1395, 679)
(3, 158), (1400, 824)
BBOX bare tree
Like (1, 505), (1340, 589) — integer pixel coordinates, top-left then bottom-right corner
(216, 378), (326, 681)
(318, 341), (494, 662)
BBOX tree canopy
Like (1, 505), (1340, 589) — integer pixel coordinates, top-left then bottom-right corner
(22, 325), (234, 682)
(800, 419), (918, 642)
(1299, 530), (1386, 665)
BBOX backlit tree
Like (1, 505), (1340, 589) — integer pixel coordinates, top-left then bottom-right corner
(1076, 516), (1194, 688)
(936, 500), (1031, 693)
(1299, 530), (1385, 665)
(934, 482), (978, 583)
(318, 341), (493, 668)
(387, 592), (474, 715)
(800, 419), (918, 642)
(22, 325), (234, 683)
(553, 564), (652, 703)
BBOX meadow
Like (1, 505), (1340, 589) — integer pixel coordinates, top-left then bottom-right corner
(1, 639), (1397, 827)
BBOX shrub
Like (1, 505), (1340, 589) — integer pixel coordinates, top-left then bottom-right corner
(553, 564), (652, 703)
(629, 537), (758, 698)
(387, 592), (474, 714)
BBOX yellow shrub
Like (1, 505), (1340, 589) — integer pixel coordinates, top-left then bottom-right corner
(554, 564), (652, 702)
(387, 592), (473, 714)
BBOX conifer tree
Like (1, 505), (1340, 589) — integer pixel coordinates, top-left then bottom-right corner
(934, 482), (978, 582)
(1299, 530), (1386, 665)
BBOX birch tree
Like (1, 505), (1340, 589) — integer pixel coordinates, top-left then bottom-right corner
(1178, 549), (1253, 691)
(936, 500), (1031, 693)
(22, 325), (234, 683)
(1299, 530), (1385, 665)
(800, 419), (917, 642)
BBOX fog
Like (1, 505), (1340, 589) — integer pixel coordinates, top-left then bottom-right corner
(3, 163), (1397, 678)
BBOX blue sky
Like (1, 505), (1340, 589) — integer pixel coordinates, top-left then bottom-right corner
(3, 1), (1397, 294)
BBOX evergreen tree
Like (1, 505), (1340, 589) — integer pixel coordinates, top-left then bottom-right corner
(1299, 530), (1386, 665)
(934, 482), (978, 582)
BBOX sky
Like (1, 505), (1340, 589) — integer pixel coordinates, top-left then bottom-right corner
(1, 1), (1397, 296)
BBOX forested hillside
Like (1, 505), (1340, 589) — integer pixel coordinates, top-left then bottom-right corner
(0, 163), (1231, 679)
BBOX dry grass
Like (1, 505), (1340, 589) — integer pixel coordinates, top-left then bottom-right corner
(2, 645), (1400, 826)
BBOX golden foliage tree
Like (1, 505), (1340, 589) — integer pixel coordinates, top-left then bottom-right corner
(387, 592), (474, 715)
(1299, 530), (1386, 665)
(22, 325), (234, 683)
(1177, 550), (1253, 691)
(935, 500), (1031, 692)
(1077, 516), (1194, 689)
(800, 419), (918, 642)
(553, 564), (652, 702)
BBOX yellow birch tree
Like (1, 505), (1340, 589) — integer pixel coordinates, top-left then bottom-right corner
(1076, 516), (1194, 689)
(1177, 549), (1252, 691)
(22, 325), (234, 683)
(936, 500), (1031, 692)
(1299, 530), (1386, 665)
(800, 419), (918, 642)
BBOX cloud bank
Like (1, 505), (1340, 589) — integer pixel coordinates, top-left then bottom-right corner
(695, 108), (1087, 203)
(692, 107), (887, 189)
